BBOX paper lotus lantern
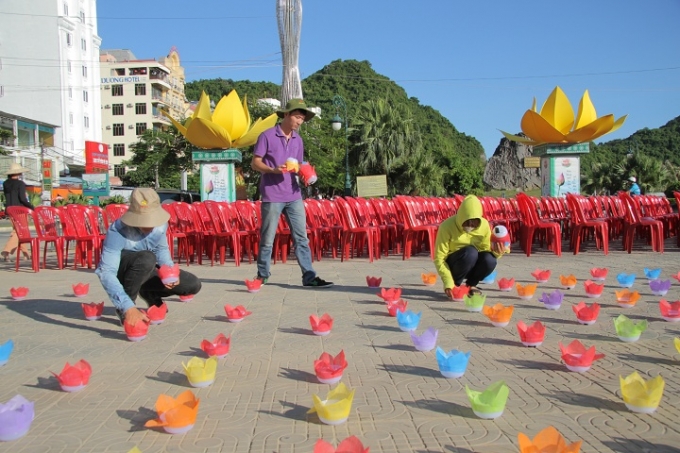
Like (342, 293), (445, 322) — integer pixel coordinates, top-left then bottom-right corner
(386, 299), (408, 317)
(0, 395), (34, 442)
(675, 337), (680, 353)
(9, 287), (28, 301)
(590, 267), (608, 281)
(51, 359), (91, 392)
(482, 303), (514, 327)
(516, 321), (546, 347)
(377, 287), (402, 303)
(516, 283), (537, 301)
(671, 272), (680, 283)
(183, 357), (217, 388)
(200, 333), (231, 358)
(620, 372), (665, 414)
(531, 269), (551, 283)
(167, 90), (277, 150)
(559, 275), (577, 290)
(298, 162), (318, 185)
(649, 279), (671, 296)
(81, 301), (104, 320)
(539, 289), (564, 310)
(616, 273), (636, 288)
(450, 285), (470, 302)
(308, 382), (355, 425)
(643, 267), (662, 280)
(614, 314), (647, 343)
(436, 347), (471, 378)
(583, 280), (604, 298)
(314, 350), (348, 385)
(313, 436), (369, 453)
(500, 86), (627, 146)
(244, 279), (262, 293)
(559, 340), (605, 372)
(72, 283), (89, 297)
(144, 390), (200, 434)
(178, 294), (195, 302)
(421, 273), (437, 286)
(463, 293), (486, 312)
(124, 319), (149, 342)
(659, 300), (680, 322)
(0, 340), (14, 366)
(498, 277), (515, 292)
(480, 270), (497, 284)
(465, 380), (509, 419)
(615, 289), (640, 308)
(146, 303), (168, 325)
(396, 310), (421, 332)
(310, 313), (334, 336)
(518, 426), (582, 453)
(284, 157), (300, 173)
(224, 304), (252, 323)
(158, 264), (180, 285)
(365, 276), (382, 288)
(572, 302), (600, 325)
(410, 327), (438, 352)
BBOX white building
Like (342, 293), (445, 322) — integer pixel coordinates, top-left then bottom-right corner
(99, 48), (187, 180)
(0, 0), (102, 170)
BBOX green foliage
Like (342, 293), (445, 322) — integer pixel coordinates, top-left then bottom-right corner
(184, 79), (280, 105)
(28, 193), (42, 207)
(99, 195), (126, 207)
(0, 129), (14, 155)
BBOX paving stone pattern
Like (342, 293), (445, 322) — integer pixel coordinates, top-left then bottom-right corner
(1, 241), (680, 453)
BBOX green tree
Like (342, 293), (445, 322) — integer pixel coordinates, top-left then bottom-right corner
(0, 129), (14, 156)
(122, 127), (195, 189)
(614, 152), (677, 194)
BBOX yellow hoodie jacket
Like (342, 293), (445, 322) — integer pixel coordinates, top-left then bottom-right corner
(434, 195), (497, 289)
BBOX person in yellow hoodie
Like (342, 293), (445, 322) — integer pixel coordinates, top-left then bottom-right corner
(434, 195), (505, 299)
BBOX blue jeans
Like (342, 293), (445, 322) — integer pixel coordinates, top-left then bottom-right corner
(257, 199), (316, 284)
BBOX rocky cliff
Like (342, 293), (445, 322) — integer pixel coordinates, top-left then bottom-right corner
(483, 137), (541, 191)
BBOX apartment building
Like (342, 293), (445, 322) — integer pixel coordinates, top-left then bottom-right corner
(99, 48), (187, 180)
(0, 0), (102, 171)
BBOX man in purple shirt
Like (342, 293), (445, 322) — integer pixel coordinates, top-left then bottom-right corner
(251, 99), (333, 288)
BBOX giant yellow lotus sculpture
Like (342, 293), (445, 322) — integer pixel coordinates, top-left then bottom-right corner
(501, 86), (627, 146)
(167, 90), (278, 149)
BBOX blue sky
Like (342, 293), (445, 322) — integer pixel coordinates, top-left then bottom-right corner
(98, 0), (680, 157)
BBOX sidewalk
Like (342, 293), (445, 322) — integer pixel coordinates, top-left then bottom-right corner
(1, 240), (679, 453)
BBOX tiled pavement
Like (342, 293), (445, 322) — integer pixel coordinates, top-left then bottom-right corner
(1, 238), (680, 453)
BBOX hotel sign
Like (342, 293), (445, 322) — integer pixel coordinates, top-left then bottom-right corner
(100, 76), (147, 84)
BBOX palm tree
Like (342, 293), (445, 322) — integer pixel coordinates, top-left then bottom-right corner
(581, 162), (614, 195)
(614, 152), (676, 194)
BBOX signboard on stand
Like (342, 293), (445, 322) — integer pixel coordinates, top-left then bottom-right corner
(83, 173), (109, 206)
(201, 163), (235, 202)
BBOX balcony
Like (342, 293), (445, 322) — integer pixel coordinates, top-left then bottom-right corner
(149, 69), (171, 90)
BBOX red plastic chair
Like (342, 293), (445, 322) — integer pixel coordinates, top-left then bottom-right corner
(393, 196), (438, 260)
(334, 197), (379, 262)
(203, 201), (241, 266)
(618, 192), (663, 253)
(33, 206), (66, 269)
(60, 204), (103, 269)
(515, 193), (562, 257)
(172, 202), (204, 265)
(191, 202), (216, 265)
(161, 203), (191, 265)
(565, 194), (608, 255)
(5, 206), (40, 272)
(104, 203), (129, 225)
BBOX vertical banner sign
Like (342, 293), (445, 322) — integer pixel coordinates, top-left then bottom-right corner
(85, 141), (110, 173)
(42, 159), (53, 191)
(201, 163), (235, 202)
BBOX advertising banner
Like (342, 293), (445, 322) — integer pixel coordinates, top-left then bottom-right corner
(85, 141), (109, 173)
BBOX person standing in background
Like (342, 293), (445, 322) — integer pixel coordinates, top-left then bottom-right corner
(2, 162), (33, 261)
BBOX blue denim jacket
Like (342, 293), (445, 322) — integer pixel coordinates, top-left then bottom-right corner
(95, 219), (173, 312)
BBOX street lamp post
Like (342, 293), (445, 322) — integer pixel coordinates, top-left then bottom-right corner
(331, 95), (351, 196)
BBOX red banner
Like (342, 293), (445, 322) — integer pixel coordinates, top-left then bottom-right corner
(85, 141), (109, 173)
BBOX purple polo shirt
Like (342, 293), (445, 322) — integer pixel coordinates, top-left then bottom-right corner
(253, 124), (303, 202)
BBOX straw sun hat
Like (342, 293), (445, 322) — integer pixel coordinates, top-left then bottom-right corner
(120, 188), (170, 228)
(6, 162), (29, 175)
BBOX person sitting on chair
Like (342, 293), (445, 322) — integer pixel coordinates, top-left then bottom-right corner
(95, 188), (202, 327)
(627, 176), (641, 196)
(433, 195), (506, 299)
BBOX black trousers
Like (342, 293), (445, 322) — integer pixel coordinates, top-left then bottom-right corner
(117, 250), (202, 307)
(445, 245), (497, 287)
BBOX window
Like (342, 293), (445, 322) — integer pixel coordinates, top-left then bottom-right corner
(63, 3), (68, 16)
(111, 68), (125, 76)
(84, 116), (90, 128)
(79, 10), (85, 22)
(82, 65), (87, 78)
(68, 87), (72, 99)
(83, 90), (88, 103)
(69, 112), (73, 125)
(81, 38), (87, 51)
(67, 60), (72, 73)
(134, 84), (146, 96)
(66, 32), (72, 47)
(112, 123), (124, 136)
(135, 103), (147, 115)
(114, 165), (126, 178)
(113, 144), (125, 157)
(135, 123), (147, 135)
(130, 67), (147, 75)
(112, 104), (124, 115)
(111, 85), (123, 96)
